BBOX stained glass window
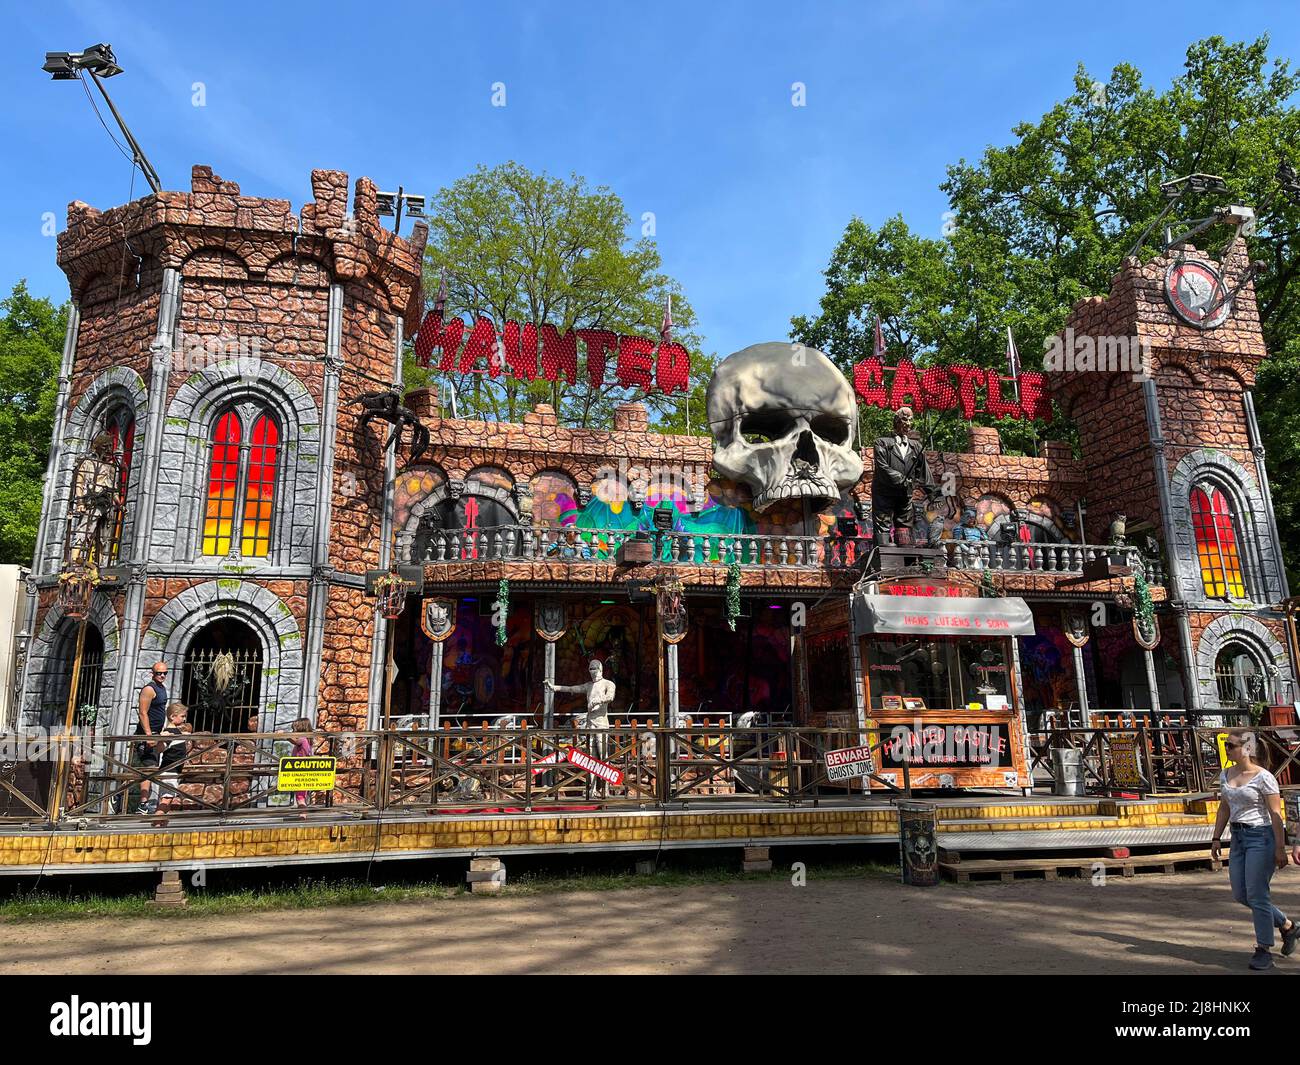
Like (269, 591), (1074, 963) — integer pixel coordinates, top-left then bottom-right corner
(1191, 485), (1246, 599)
(104, 407), (135, 562)
(241, 414), (278, 558)
(203, 411), (243, 556)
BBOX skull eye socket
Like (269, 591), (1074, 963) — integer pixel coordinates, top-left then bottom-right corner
(739, 411), (797, 444)
(810, 414), (850, 446)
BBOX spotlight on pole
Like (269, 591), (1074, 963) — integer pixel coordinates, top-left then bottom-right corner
(41, 42), (161, 194)
(377, 186), (427, 233)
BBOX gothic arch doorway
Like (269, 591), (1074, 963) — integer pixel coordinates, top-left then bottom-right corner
(181, 619), (264, 733)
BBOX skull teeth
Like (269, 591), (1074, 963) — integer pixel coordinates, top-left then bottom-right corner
(754, 475), (839, 511)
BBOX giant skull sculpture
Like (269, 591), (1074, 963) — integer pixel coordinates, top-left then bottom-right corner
(707, 342), (863, 512)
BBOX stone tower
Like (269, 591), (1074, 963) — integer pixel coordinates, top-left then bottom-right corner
(20, 165), (426, 734)
(1050, 239), (1292, 716)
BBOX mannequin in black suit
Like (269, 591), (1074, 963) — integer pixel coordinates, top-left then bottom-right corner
(871, 407), (934, 545)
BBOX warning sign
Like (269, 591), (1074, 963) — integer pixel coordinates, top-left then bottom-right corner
(825, 744), (875, 782)
(565, 747), (624, 786)
(277, 756), (337, 792)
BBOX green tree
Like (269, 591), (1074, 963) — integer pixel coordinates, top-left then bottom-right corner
(0, 281), (66, 564)
(407, 161), (707, 432)
(794, 36), (1300, 578)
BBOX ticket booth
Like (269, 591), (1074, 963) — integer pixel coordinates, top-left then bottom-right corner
(851, 578), (1034, 790)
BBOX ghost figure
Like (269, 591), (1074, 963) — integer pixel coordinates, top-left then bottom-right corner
(545, 659), (615, 730)
(707, 342), (863, 513)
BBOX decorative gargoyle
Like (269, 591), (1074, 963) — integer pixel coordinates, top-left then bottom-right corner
(357, 390), (429, 470)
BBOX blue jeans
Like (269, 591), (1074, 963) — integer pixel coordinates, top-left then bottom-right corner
(1229, 823), (1288, 947)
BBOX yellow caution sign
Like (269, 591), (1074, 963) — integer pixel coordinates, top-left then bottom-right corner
(1216, 732), (1236, 770)
(277, 756), (336, 792)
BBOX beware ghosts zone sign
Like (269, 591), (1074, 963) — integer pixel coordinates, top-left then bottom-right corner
(825, 744), (876, 782)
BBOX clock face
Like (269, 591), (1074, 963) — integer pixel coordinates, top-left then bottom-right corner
(1164, 259), (1231, 329)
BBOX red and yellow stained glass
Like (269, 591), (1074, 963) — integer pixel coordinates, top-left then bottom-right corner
(106, 411), (134, 562)
(1191, 486), (1245, 599)
(203, 411), (242, 555)
(240, 414), (278, 557)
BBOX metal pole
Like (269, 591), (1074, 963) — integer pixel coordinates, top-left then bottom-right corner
(666, 641), (679, 725)
(543, 640), (556, 729)
(49, 617), (88, 822)
(1072, 644), (1091, 728)
(657, 602), (666, 728)
(86, 71), (162, 194)
(428, 640), (443, 730)
(1142, 646), (1162, 723)
(381, 616), (395, 728)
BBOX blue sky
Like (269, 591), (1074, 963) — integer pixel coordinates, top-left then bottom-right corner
(2, 1), (1296, 357)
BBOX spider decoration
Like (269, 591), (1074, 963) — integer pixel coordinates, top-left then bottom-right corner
(357, 390), (430, 471)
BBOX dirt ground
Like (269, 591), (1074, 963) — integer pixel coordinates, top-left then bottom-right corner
(4, 869), (1300, 975)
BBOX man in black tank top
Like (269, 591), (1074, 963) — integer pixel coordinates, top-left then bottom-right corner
(136, 662), (170, 813)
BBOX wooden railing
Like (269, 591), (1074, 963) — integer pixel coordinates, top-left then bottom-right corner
(2, 725), (906, 823)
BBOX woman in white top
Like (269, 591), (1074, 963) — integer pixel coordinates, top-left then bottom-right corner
(1210, 729), (1298, 970)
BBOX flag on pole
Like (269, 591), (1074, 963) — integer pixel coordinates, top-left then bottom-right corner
(660, 294), (674, 346)
(1006, 325), (1020, 380)
(873, 316), (886, 361)
(433, 269), (448, 318)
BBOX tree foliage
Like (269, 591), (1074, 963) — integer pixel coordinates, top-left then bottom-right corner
(407, 161), (708, 432)
(793, 36), (1300, 578)
(0, 281), (66, 564)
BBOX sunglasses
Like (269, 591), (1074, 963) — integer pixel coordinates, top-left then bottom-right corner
(153, 670), (168, 676)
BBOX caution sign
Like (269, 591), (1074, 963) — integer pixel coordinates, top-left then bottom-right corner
(277, 756), (337, 792)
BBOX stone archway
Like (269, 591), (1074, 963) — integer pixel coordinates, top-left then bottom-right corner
(137, 581), (302, 732)
(1194, 614), (1291, 712)
(20, 593), (121, 729)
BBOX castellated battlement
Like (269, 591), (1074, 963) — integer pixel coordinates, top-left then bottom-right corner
(56, 164), (428, 334)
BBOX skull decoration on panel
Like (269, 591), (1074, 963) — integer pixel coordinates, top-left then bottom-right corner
(706, 342), (863, 512)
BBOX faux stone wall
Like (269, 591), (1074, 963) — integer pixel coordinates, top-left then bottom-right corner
(315, 584), (373, 732)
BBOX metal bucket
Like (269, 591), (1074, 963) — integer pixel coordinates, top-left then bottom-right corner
(1052, 747), (1086, 796)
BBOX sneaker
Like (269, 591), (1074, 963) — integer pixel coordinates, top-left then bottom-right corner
(1250, 947), (1274, 970)
(1282, 922), (1300, 958)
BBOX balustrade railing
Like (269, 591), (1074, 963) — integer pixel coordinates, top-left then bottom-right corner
(404, 524), (1165, 582)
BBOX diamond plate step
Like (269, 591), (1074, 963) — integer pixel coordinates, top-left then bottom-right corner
(937, 824), (1214, 851)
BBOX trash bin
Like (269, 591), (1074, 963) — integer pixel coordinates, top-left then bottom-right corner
(898, 800), (939, 886)
(1052, 747), (1086, 796)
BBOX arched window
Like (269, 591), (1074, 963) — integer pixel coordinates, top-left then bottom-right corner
(202, 406), (280, 558)
(1191, 484), (1246, 599)
(103, 406), (135, 562)
(1215, 642), (1266, 707)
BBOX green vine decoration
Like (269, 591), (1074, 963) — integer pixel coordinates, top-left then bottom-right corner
(980, 569), (1001, 598)
(1132, 568), (1155, 633)
(725, 559), (742, 632)
(494, 579), (510, 647)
